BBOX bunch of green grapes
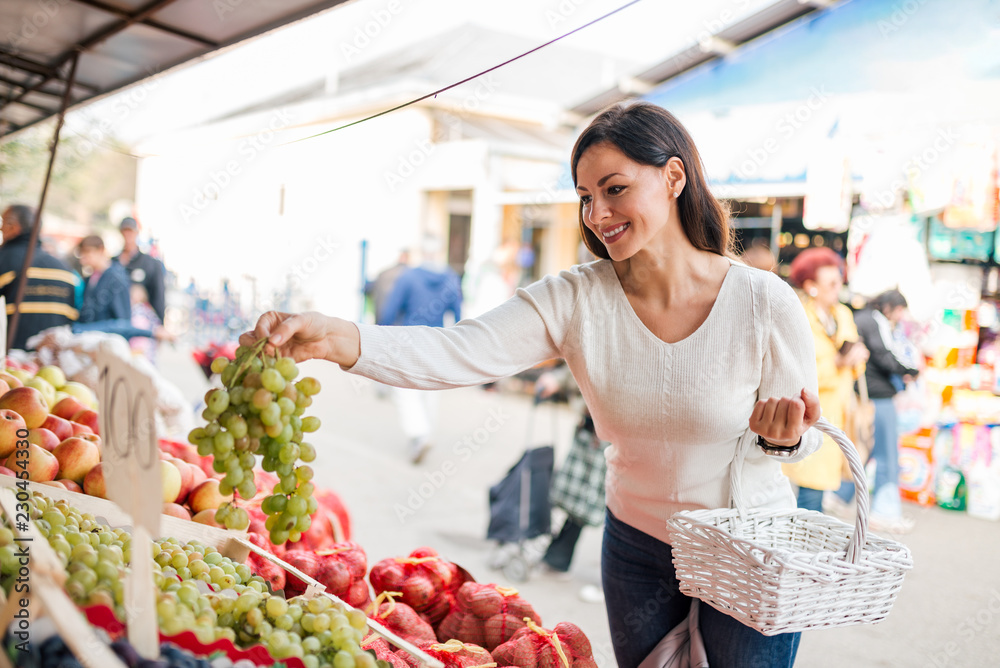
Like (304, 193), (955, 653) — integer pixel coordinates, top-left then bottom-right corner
(187, 340), (322, 540)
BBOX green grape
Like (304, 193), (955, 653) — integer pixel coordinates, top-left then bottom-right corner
(261, 368), (287, 393)
(301, 416), (321, 433)
(295, 466), (314, 482)
(264, 421), (284, 438)
(207, 388), (230, 414)
(242, 371), (262, 390)
(211, 357), (230, 374)
(220, 363), (237, 386)
(286, 496), (308, 517)
(297, 377), (321, 396)
(260, 403), (282, 426)
(299, 442), (317, 463)
(275, 357), (299, 380)
(237, 479), (257, 500)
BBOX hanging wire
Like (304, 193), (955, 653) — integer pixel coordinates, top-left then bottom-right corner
(284, 0), (644, 144)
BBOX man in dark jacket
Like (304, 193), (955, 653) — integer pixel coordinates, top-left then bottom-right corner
(114, 217), (166, 322)
(0, 205), (79, 350)
(379, 236), (463, 463)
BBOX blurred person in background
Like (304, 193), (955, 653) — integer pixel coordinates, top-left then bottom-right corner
(833, 290), (918, 533)
(365, 249), (410, 325)
(129, 283), (162, 362)
(0, 204), (80, 350)
(115, 216), (166, 323)
(740, 240), (777, 273)
(74, 234), (172, 343)
(782, 247), (868, 512)
(380, 235), (462, 463)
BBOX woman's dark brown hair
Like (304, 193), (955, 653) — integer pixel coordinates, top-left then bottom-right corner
(570, 102), (732, 260)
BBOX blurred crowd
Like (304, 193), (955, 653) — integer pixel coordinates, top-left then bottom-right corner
(0, 203), (172, 360)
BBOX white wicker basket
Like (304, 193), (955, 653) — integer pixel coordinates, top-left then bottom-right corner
(665, 417), (914, 636)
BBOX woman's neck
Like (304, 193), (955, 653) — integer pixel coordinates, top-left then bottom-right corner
(615, 240), (724, 307)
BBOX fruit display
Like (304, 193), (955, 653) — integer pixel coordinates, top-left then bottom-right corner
(1, 491), (379, 668)
(437, 583), (542, 651)
(187, 341), (322, 542)
(491, 622), (597, 668)
(369, 548), (470, 629)
(410, 640), (496, 668)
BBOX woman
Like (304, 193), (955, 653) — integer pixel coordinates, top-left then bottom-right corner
(783, 248), (869, 512)
(836, 290), (919, 532)
(242, 102), (823, 668)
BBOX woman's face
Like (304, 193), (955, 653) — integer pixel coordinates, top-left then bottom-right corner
(805, 265), (843, 309)
(886, 304), (906, 325)
(575, 142), (677, 261)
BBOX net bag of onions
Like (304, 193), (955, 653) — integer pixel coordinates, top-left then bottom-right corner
(361, 634), (411, 668)
(367, 591), (439, 645)
(437, 583), (542, 651)
(407, 639), (498, 668)
(491, 620), (597, 668)
(369, 547), (467, 626)
(281, 542), (372, 608)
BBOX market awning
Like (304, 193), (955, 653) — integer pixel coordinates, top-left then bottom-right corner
(0, 0), (350, 137)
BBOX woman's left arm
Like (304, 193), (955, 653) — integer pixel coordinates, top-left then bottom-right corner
(749, 276), (824, 462)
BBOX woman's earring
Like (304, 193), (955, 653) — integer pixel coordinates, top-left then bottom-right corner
(808, 288), (818, 297)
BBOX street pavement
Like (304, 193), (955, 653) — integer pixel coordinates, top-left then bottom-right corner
(160, 344), (1000, 668)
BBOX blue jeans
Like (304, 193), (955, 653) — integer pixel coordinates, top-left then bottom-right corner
(602, 509), (801, 668)
(837, 397), (902, 517)
(796, 486), (824, 512)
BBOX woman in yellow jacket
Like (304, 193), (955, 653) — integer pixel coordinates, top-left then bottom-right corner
(783, 247), (869, 512)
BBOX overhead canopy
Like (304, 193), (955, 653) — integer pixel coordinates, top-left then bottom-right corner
(0, 0), (349, 137)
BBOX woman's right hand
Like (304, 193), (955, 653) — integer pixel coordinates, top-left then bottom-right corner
(239, 311), (360, 367)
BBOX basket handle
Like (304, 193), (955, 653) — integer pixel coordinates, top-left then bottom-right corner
(731, 417), (870, 564)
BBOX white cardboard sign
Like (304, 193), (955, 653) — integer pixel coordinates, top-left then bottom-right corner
(96, 350), (160, 658)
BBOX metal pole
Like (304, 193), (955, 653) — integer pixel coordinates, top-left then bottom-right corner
(7, 52), (79, 351)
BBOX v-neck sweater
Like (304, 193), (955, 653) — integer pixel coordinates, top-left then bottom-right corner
(348, 259), (822, 544)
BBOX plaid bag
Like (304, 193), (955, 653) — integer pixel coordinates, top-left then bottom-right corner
(549, 416), (608, 527)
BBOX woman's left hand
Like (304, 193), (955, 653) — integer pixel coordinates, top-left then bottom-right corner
(749, 388), (821, 447)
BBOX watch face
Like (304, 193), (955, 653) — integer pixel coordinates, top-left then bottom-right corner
(131, 268), (146, 283)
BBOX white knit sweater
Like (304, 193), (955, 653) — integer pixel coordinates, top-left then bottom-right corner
(349, 259), (822, 543)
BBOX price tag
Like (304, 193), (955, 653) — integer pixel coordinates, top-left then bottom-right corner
(96, 350), (160, 658)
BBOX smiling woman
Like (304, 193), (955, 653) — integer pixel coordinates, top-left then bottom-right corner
(241, 101), (823, 668)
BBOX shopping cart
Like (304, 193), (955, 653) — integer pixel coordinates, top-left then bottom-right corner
(486, 393), (556, 582)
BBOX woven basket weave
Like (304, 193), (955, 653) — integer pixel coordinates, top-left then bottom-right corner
(666, 417), (914, 636)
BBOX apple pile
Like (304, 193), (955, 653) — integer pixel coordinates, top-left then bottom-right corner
(0, 364), (103, 492)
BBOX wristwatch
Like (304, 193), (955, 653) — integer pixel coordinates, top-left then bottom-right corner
(757, 435), (801, 458)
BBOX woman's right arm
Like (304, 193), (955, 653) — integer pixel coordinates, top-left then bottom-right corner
(240, 269), (585, 390)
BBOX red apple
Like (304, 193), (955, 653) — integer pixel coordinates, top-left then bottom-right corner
(53, 396), (86, 421)
(27, 428), (60, 452)
(187, 479), (232, 514)
(58, 479), (83, 493)
(190, 509), (224, 528)
(70, 422), (94, 436)
(0, 465), (15, 477)
(189, 464), (207, 491)
(0, 410), (28, 459)
(0, 373), (22, 390)
(53, 437), (101, 484)
(40, 480), (66, 490)
(5, 443), (59, 482)
(163, 502), (192, 521)
(0, 387), (50, 429)
(169, 458), (195, 504)
(83, 462), (107, 499)
(41, 414), (73, 442)
(70, 409), (100, 436)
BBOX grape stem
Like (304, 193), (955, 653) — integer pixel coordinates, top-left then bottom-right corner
(228, 337), (269, 389)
